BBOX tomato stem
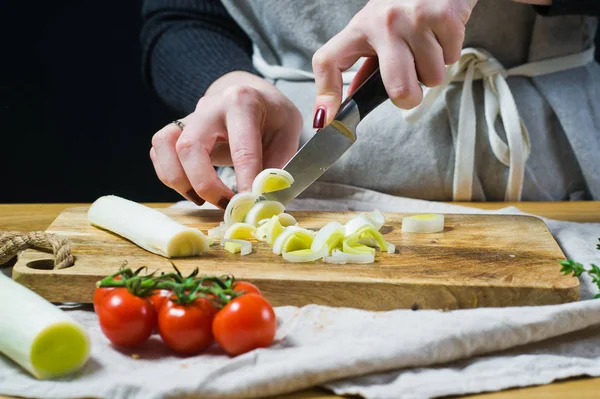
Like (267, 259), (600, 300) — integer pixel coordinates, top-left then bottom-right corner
(96, 265), (243, 307)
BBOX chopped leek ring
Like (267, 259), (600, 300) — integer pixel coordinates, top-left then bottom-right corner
(223, 223), (257, 240)
(343, 240), (376, 255)
(252, 168), (294, 195)
(208, 222), (228, 239)
(224, 241), (242, 254)
(387, 242), (396, 254)
(282, 246), (328, 263)
(272, 226), (315, 255)
(366, 209), (385, 230)
(266, 217), (285, 245)
(324, 250), (375, 264)
(311, 222), (345, 253)
(345, 214), (376, 236)
(277, 213), (298, 227)
(224, 192), (259, 226)
(402, 214), (445, 233)
(221, 239), (252, 255)
(357, 225), (389, 251)
(344, 225), (388, 255)
(244, 201), (285, 227)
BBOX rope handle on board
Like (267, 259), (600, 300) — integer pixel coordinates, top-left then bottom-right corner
(0, 231), (74, 269)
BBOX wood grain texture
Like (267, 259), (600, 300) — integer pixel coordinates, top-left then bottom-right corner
(1, 202), (599, 399)
(11, 206), (578, 310)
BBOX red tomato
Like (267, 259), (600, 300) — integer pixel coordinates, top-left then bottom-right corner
(158, 298), (218, 355)
(97, 288), (156, 347)
(149, 289), (172, 312)
(212, 293), (276, 356)
(232, 281), (262, 296)
(93, 275), (122, 313)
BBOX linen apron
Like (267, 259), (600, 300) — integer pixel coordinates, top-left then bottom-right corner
(219, 0), (600, 202)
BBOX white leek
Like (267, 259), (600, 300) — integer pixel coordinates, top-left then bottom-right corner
(88, 195), (209, 258)
(0, 273), (91, 379)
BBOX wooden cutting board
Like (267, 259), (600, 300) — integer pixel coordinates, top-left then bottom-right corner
(11, 207), (578, 310)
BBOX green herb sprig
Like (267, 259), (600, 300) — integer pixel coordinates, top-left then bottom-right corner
(559, 238), (600, 299)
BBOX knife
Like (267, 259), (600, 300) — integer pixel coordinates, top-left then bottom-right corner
(263, 67), (390, 205)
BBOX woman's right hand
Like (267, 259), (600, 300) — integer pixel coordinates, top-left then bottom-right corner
(150, 71), (303, 209)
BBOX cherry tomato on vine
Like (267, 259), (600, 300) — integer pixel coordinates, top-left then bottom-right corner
(158, 298), (218, 355)
(149, 289), (172, 312)
(212, 293), (277, 356)
(93, 275), (122, 313)
(232, 281), (262, 296)
(97, 288), (156, 347)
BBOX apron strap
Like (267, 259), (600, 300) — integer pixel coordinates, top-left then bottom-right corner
(405, 46), (595, 201)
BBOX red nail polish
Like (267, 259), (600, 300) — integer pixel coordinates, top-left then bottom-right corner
(313, 107), (326, 129)
(185, 189), (205, 206)
(217, 197), (231, 210)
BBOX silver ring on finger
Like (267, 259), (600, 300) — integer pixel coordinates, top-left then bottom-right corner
(171, 120), (186, 130)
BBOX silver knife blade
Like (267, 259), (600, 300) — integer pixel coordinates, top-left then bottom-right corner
(262, 103), (359, 205)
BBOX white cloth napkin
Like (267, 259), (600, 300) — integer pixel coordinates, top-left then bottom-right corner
(1, 183), (599, 399)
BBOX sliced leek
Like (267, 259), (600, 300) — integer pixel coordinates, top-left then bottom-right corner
(356, 225), (389, 251)
(282, 246), (328, 263)
(387, 242), (396, 254)
(224, 241), (242, 254)
(266, 216), (285, 245)
(244, 201), (285, 227)
(224, 192), (259, 226)
(324, 250), (375, 264)
(208, 222), (228, 239)
(88, 195), (209, 258)
(0, 273), (91, 379)
(345, 214), (376, 236)
(277, 213), (298, 227)
(402, 214), (445, 233)
(272, 226), (314, 255)
(252, 168), (294, 195)
(222, 239), (252, 255)
(223, 223), (257, 240)
(311, 222), (345, 253)
(366, 209), (385, 230)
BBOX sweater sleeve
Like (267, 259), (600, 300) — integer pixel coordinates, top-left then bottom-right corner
(534, 0), (600, 16)
(141, 0), (257, 115)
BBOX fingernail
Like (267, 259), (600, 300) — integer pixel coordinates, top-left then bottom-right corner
(185, 189), (205, 206)
(313, 107), (326, 129)
(217, 197), (231, 210)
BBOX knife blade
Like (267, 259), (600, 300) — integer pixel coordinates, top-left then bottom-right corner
(263, 67), (390, 205)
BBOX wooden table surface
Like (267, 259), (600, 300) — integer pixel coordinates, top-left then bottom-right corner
(1, 201), (599, 399)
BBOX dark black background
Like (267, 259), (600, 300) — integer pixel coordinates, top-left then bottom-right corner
(1, 1), (599, 203)
(0, 1), (179, 203)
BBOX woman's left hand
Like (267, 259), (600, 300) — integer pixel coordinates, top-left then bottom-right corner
(311, 0), (478, 128)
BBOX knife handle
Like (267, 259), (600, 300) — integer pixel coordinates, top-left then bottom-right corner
(349, 67), (389, 120)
